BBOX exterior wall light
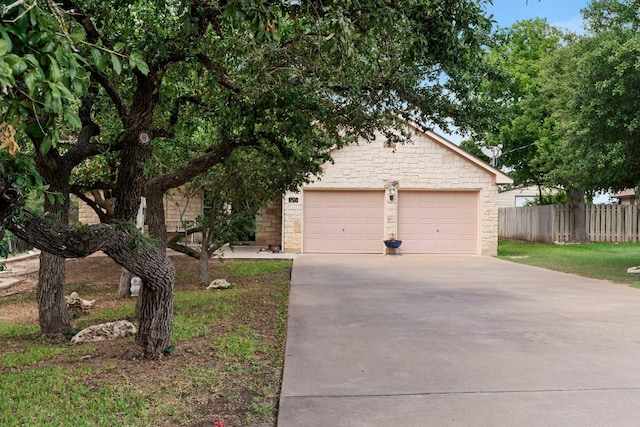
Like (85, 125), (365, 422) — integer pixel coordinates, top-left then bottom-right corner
(389, 185), (396, 201)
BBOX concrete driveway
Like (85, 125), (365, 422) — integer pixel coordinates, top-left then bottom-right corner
(278, 255), (640, 426)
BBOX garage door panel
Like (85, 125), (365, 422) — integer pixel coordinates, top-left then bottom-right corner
(398, 191), (478, 254)
(304, 191), (384, 253)
(439, 207), (459, 217)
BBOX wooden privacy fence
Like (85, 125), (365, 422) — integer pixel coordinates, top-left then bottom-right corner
(499, 204), (640, 243)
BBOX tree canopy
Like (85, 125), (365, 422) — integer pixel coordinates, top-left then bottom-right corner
(468, 18), (567, 186)
(0, 0), (497, 358)
(539, 1), (640, 193)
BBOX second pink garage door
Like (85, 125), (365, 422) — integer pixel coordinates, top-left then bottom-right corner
(304, 191), (384, 253)
(398, 191), (479, 254)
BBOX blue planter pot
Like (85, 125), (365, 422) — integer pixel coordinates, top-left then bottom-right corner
(383, 240), (402, 249)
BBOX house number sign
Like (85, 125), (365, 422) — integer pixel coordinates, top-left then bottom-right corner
(288, 197), (299, 203)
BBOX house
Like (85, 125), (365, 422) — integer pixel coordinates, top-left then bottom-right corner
(263, 124), (513, 255)
(77, 186), (205, 234)
(613, 189), (637, 205)
(497, 185), (559, 208)
(78, 125), (513, 255)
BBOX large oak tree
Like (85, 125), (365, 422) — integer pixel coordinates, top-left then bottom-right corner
(1, 0), (495, 358)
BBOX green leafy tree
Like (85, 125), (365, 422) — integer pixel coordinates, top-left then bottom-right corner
(546, 0), (640, 193)
(533, 0), (640, 242)
(168, 147), (304, 286)
(471, 19), (567, 185)
(0, 0), (495, 358)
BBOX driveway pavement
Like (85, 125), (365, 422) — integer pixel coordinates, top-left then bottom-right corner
(278, 255), (640, 426)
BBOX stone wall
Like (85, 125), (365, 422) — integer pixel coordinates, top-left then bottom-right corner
(163, 186), (204, 231)
(77, 186), (204, 233)
(255, 198), (282, 246)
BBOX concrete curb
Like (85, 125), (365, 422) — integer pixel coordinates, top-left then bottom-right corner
(2, 249), (41, 264)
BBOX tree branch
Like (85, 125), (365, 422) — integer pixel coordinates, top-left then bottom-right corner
(89, 68), (129, 124)
(6, 210), (172, 287)
(196, 54), (243, 94)
(145, 140), (236, 194)
(60, 0), (101, 44)
(167, 234), (202, 260)
(72, 190), (112, 223)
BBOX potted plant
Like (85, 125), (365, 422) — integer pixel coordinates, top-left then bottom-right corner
(383, 234), (402, 249)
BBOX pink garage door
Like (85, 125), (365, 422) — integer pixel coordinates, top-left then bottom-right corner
(303, 191), (384, 253)
(398, 191), (479, 254)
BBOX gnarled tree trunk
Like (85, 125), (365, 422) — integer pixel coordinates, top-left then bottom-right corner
(6, 206), (175, 359)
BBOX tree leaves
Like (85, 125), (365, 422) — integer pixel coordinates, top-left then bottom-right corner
(128, 51), (148, 75)
(0, 39), (10, 56)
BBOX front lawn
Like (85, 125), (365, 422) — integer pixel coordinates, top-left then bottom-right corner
(0, 256), (291, 427)
(498, 241), (640, 287)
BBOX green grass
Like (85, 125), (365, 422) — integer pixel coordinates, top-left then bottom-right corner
(172, 289), (240, 342)
(212, 325), (268, 361)
(224, 259), (292, 276)
(0, 366), (164, 426)
(0, 259), (292, 426)
(0, 323), (40, 339)
(1, 344), (64, 368)
(498, 241), (640, 286)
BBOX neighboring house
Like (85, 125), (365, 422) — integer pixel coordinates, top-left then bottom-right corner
(497, 185), (559, 208)
(613, 189), (637, 205)
(260, 124), (513, 255)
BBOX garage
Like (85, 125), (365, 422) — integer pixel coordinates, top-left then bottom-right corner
(398, 191), (479, 254)
(280, 125), (513, 255)
(303, 191), (384, 253)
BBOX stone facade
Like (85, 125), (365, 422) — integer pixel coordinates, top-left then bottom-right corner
(163, 186), (204, 231)
(255, 198), (282, 246)
(282, 125), (512, 255)
(77, 186), (204, 233)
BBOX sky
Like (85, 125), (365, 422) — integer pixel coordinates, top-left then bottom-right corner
(486, 0), (591, 33)
(438, 0), (591, 144)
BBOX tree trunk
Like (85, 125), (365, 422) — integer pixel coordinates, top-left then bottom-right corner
(133, 266), (174, 358)
(146, 191), (168, 252)
(129, 190), (174, 357)
(118, 268), (134, 298)
(198, 251), (210, 287)
(7, 207), (177, 358)
(35, 153), (72, 336)
(37, 252), (71, 335)
(568, 187), (588, 242)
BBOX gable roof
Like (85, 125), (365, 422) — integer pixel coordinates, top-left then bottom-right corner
(407, 123), (513, 185)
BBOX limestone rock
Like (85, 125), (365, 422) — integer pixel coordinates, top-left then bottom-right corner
(206, 278), (233, 290)
(65, 291), (95, 310)
(71, 320), (137, 344)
